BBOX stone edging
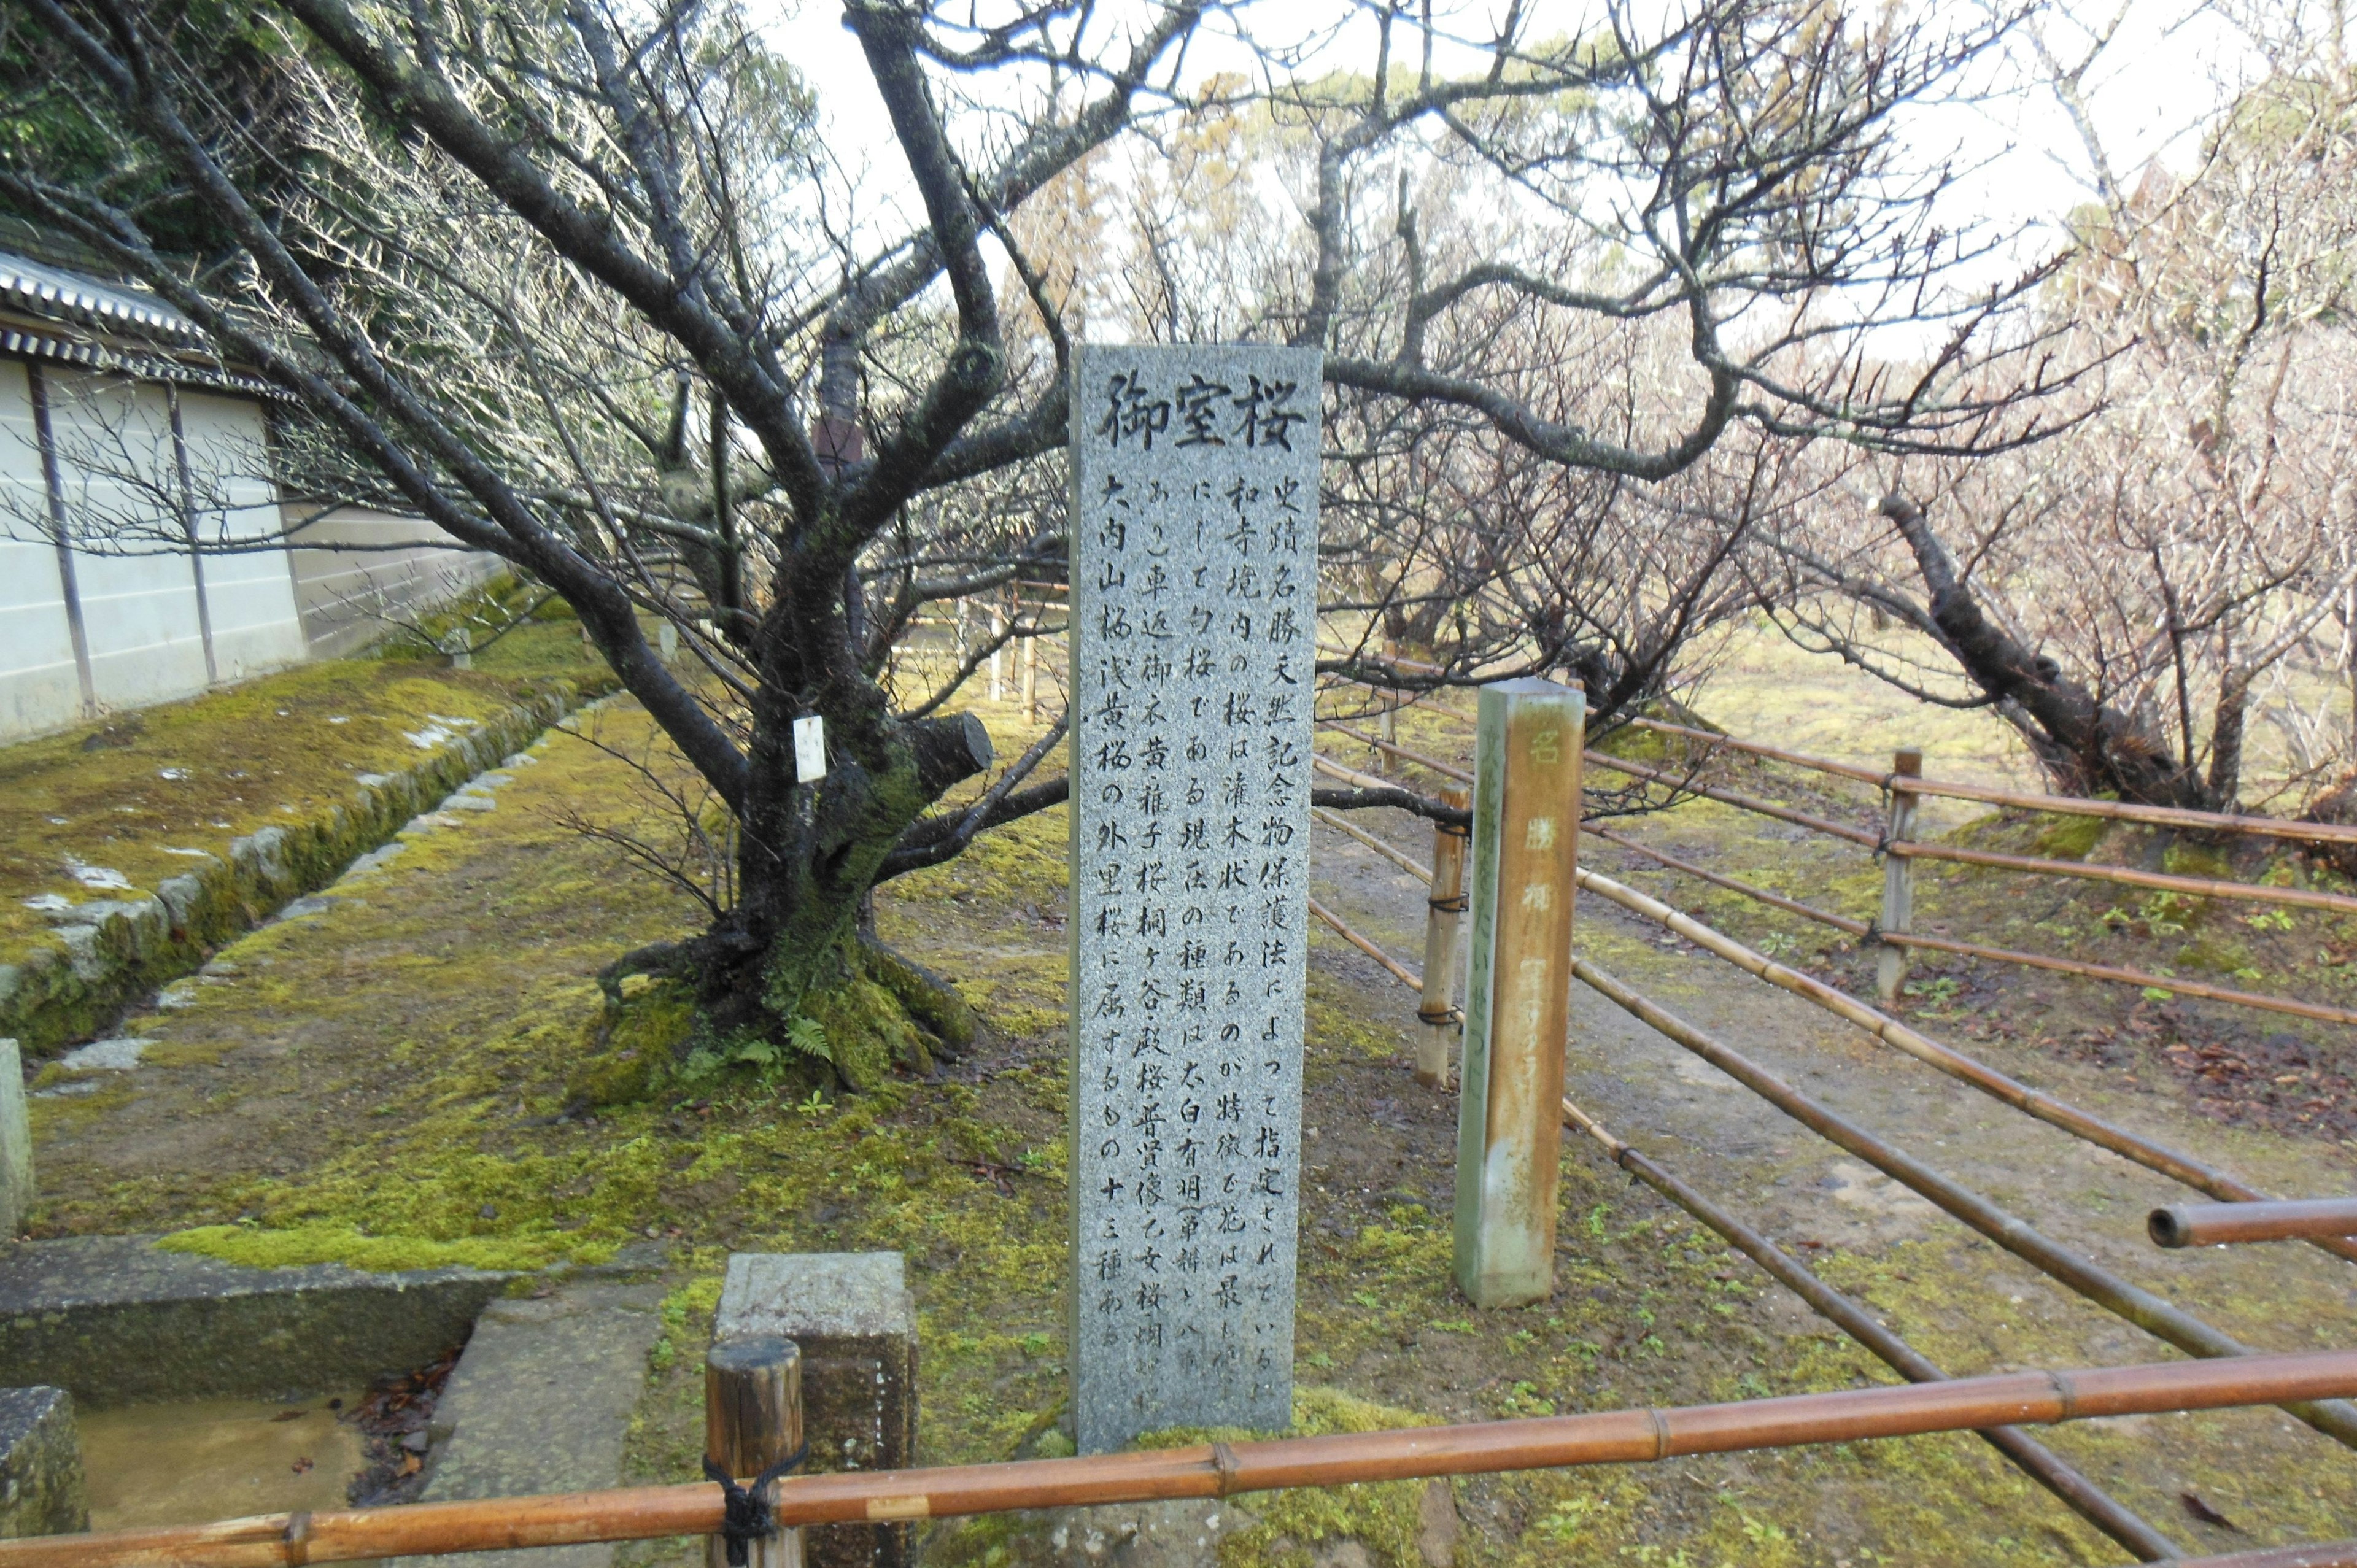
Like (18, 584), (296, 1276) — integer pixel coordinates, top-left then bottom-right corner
(0, 679), (606, 1054)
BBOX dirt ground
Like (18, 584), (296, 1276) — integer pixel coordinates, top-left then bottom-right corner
(22, 684), (2357, 1566)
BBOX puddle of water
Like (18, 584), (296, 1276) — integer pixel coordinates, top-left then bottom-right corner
(79, 1395), (367, 1529)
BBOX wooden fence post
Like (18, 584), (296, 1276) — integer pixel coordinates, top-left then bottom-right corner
(988, 594), (1007, 703)
(1455, 679), (1585, 1309)
(1876, 747), (1923, 1006)
(706, 1335), (803, 1568)
(1416, 786), (1471, 1088)
(1021, 612), (1039, 720)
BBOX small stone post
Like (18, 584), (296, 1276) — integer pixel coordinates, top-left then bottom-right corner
(705, 1337), (803, 1568)
(1, 1039), (30, 1240)
(1415, 789), (1471, 1089)
(1455, 679), (1584, 1310)
(712, 1253), (916, 1568)
(660, 619), (680, 663)
(1875, 747), (1923, 1005)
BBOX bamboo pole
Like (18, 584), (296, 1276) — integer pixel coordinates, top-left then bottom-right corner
(1879, 929), (2357, 1029)
(1876, 747), (1922, 1004)
(1418, 789), (1471, 1089)
(1322, 720), (1475, 784)
(1886, 836), (2357, 918)
(14, 1355), (2355, 1568)
(1569, 955), (2357, 1450)
(1579, 824), (1870, 935)
(1582, 823), (2357, 1029)
(1277, 865), (2174, 1558)
(2151, 1199), (2357, 1249)
(1557, 1094), (2181, 1562)
(1579, 750), (1884, 846)
(1572, 867), (2357, 1269)
(1620, 714), (2357, 846)
(2173, 1546), (2357, 1568)
(1307, 895), (1424, 991)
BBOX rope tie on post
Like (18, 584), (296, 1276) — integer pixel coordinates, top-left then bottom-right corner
(1427, 891), (1468, 913)
(702, 1440), (807, 1567)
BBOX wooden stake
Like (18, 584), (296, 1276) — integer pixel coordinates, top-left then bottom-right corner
(1021, 622), (1039, 719)
(1417, 787), (1471, 1089)
(1876, 747), (1922, 1005)
(988, 595), (1006, 703)
(1455, 679), (1584, 1308)
(706, 1336), (803, 1568)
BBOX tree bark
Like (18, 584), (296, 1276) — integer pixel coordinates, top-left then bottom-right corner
(1881, 495), (2208, 808)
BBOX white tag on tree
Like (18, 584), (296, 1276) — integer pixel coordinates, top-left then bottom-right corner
(792, 714), (827, 781)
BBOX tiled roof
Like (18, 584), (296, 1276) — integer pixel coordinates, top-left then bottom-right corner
(0, 249), (203, 343)
(0, 249), (275, 396)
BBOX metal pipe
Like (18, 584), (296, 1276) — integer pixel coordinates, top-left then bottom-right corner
(1574, 868), (2357, 1269)
(1569, 955), (2357, 1450)
(13, 1354), (2356, 1568)
(2152, 1200), (2357, 1249)
(1557, 1094), (2182, 1560)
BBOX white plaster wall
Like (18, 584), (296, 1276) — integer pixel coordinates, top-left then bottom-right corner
(287, 503), (500, 658)
(176, 388), (308, 678)
(0, 359), (88, 740)
(0, 364), (309, 743)
(45, 369), (214, 711)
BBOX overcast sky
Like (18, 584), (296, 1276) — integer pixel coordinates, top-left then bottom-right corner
(759, 1), (2253, 289)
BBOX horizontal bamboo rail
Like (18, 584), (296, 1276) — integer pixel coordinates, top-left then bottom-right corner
(1312, 806), (1437, 882)
(1557, 1093), (2180, 1561)
(1569, 955), (2357, 1450)
(1886, 836), (2357, 917)
(1322, 720), (1476, 783)
(1624, 715), (2357, 846)
(1311, 752), (1399, 794)
(1879, 927), (2357, 1029)
(1586, 740), (2357, 916)
(1584, 822), (2357, 1028)
(1581, 822), (1872, 936)
(2177, 1546), (2357, 1568)
(1579, 749), (1885, 846)
(20, 1354), (2356, 1568)
(1572, 868), (2357, 1269)
(1307, 894), (1424, 991)
(2152, 1199), (2357, 1249)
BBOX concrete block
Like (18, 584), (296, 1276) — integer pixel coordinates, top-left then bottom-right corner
(400, 1281), (664, 1568)
(0, 1235), (516, 1407)
(714, 1254), (916, 1568)
(0, 1386), (85, 1538)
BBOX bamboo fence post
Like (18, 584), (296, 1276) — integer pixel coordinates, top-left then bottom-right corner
(1455, 679), (1585, 1308)
(1876, 747), (1922, 1005)
(988, 593), (1007, 703)
(706, 1335), (804, 1568)
(1021, 615), (1039, 720)
(1377, 638), (1401, 772)
(1417, 786), (1471, 1088)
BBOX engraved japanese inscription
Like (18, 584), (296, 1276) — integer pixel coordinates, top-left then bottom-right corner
(1067, 343), (1322, 1454)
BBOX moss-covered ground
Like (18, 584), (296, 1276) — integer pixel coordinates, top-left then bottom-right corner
(21, 643), (2357, 1566)
(0, 587), (600, 966)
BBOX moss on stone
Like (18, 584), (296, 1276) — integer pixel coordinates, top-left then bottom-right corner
(155, 1221), (597, 1273)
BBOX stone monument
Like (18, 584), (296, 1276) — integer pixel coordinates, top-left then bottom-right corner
(1067, 342), (1321, 1453)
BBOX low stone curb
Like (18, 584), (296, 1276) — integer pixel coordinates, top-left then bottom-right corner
(0, 678), (608, 1055)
